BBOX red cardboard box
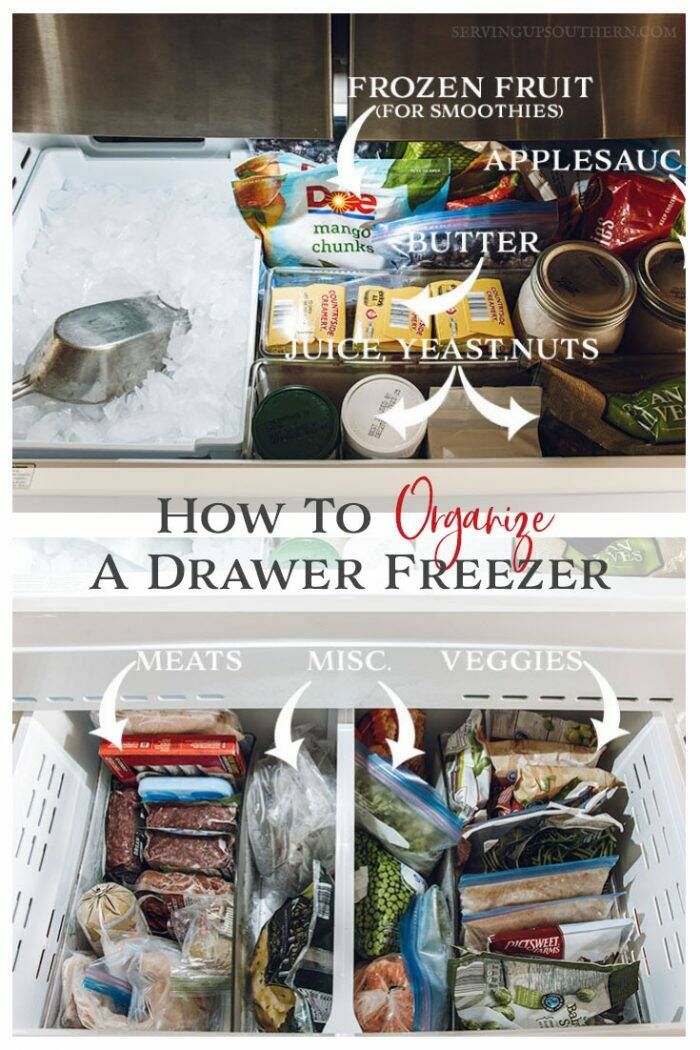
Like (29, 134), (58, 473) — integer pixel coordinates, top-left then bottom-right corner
(99, 734), (246, 785)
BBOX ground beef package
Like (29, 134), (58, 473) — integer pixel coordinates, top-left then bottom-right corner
(144, 802), (237, 835)
(105, 784), (143, 881)
(143, 831), (235, 879)
(134, 870), (233, 936)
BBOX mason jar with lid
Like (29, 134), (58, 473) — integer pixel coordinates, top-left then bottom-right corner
(514, 241), (637, 356)
(623, 239), (685, 354)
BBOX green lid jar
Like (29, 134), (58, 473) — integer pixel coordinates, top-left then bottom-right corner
(252, 385), (340, 460)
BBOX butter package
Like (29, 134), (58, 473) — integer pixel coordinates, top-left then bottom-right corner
(430, 278), (514, 349)
(266, 284), (346, 353)
(353, 285), (431, 352)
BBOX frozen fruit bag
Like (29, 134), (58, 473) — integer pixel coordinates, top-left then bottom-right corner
(487, 917), (635, 964)
(372, 200), (559, 271)
(459, 855), (618, 915)
(399, 885), (452, 1031)
(452, 950), (639, 1029)
(461, 891), (626, 952)
(355, 743), (463, 877)
(579, 172), (684, 256)
(355, 830), (426, 959)
(354, 955), (414, 1033)
(460, 808), (621, 873)
(232, 158), (450, 269)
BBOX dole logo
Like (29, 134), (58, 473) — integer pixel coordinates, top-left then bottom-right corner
(306, 185), (377, 219)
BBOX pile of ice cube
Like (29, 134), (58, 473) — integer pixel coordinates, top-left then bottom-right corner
(13, 177), (256, 447)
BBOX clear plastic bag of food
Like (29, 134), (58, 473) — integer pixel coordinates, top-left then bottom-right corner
(355, 830), (426, 959)
(355, 743), (463, 877)
(354, 955), (414, 1033)
(245, 734), (336, 896)
(169, 895), (233, 993)
(399, 885), (452, 1031)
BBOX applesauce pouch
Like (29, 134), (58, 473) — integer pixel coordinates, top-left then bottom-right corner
(353, 285), (430, 353)
(267, 284), (346, 353)
(431, 278), (514, 347)
(232, 157), (450, 269)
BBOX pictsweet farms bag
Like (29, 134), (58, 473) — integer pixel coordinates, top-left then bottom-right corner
(232, 157), (450, 269)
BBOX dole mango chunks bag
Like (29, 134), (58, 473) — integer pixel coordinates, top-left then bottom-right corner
(233, 155), (450, 269)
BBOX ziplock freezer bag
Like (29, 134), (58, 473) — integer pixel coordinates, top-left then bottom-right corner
(452, 950), (639, 1029)
(232, 158), (450, 269)
(355, 830), (426, 959)
(246, 735), (336, 896)
(372, 200), (560, 271)
(461, 891), (626, 951)
(354, 955), (414, 1032)
(355, 742), (463, 876)
(399, 885), (452, 1031)
(488, 917), (635, 964)
(250, 862), (334, 1033)
(459, 855), (617, 915)
(169, 895), (233, 993)
(461, 809), (621, 873)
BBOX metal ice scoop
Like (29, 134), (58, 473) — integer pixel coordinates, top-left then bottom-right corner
(13, 295), (190, 404)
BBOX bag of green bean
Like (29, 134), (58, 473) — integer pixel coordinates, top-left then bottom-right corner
(355, 831), (426, 959)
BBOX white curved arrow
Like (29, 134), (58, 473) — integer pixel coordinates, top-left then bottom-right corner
(89, 659), (136, 749)
(458, 366), (538, 441)
(266, 681), (312, 769)
(329, 105), (375, 196)
(376, 680), (424, 769)
(376, 366), (457, 440)
(405, 256), (486, 326)
(583, 659), (629, 749)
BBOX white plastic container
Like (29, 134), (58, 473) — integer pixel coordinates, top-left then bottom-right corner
(341, 374), (426, 459)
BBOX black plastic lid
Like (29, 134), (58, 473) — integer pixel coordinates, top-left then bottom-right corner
(252, 385), (340, 460)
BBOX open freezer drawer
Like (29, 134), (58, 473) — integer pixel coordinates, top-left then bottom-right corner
(13, 633), (684, 1035)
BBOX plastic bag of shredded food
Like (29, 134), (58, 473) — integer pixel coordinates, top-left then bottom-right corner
(461, 891), (626, 951)
(452, 950), (639, 1029)
(355, 743), (463, 877)
(459, 856), (617, 916)
(399, 886), (452, 1031)
(461, 891), (626, 952)
(355, 830), (426, 959)
(354, 955), (414, 1032)
(487, 917), (635, 964)
(232, 158), (450, 269)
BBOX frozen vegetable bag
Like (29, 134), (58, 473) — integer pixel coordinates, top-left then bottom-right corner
(355, 743), (463, 876)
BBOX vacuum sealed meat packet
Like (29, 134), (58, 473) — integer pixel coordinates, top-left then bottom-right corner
(143, 831), (234, 879)
(250, 862), (334, 1033)
(459, 855), (618, 915)
(232, 157), (450, 269)
(169, 895), (234, 993)
(134, 871), (233, 936)
(399, 885), (452, 1032)
(354, 955), (414, 1033)
(355, 830), (426, 959)
(355, 742), (463, 877)
(245, 735), (336, 897)
(92, 709), (244, 739)
(99, 735), (246, 785)
(77, 883), (148, 954)
(460, 809), (621, 873)
(487, 917), (635, 964)
(461, 892), (626, 952)
(452, 950), (639, 1029)
(144, 801), (237, 835)
(372, 201), (560, 271)
(105, 783), (143, 882)
(356, 708), (426, 777)
(61, 940), (216, 1030)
